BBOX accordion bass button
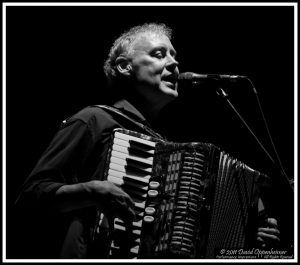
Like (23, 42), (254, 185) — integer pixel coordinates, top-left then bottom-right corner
(148, 190), (158, 197)
(143, 215), (154, 223)
(145, 206), (156, 215)
(199, 196), (206, 202)
(149, 181), (160, 189)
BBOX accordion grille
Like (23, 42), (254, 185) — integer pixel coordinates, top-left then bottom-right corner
(205, 152), (258, 258)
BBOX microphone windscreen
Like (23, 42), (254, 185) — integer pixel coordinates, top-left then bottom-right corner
(178, 72), (194, 81)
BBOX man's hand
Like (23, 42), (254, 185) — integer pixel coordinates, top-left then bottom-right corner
(55, 180), (135, 225)
(256, 218), (280, 248)
(86, 180), (136, 224)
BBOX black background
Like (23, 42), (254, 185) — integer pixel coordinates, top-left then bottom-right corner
(5, 4), (295, 257)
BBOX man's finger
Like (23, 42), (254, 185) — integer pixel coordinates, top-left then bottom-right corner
(266, 218), (278, 228)
(256, 231), (280, 242)
(257, 227), (280, 236)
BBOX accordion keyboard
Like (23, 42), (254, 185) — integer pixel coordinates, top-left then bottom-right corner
(106, 130), (159, 257)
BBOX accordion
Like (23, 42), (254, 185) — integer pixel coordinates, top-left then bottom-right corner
(94, 128), (268, 258)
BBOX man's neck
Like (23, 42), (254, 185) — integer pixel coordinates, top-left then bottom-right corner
(126, 97), (164, 127)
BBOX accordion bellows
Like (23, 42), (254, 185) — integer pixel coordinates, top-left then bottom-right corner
(94, 128), (267, 258)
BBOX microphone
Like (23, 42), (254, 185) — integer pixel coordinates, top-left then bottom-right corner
(178, 72), (247, 83)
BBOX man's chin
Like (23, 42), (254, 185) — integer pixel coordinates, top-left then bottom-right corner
(161, 82), (178, 95)
(164, 89), (179, 100)
(171, 90), (179, 98)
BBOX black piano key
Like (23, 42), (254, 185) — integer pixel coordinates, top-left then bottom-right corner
(125, 164), (152, 175)
(129, 139), (155, 152)
(126, 157), (153, 169)
(128, 147), (154, 160)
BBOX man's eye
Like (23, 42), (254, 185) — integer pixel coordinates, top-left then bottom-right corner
(152, 50), (165, 59)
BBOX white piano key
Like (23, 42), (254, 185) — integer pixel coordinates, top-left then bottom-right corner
(134, 201), (146, 210)
(124, 186), (148, 199)
(110, 156), (127, 166)
(114, 223), (126, 231)
(107, 175), (149, 191)
(133, 220), (143, 228)
(114, 217), (123, 224)
(112, 144), (154, 160)
(115, 218), (143, 228)
(113, 138), (155, 155)
(135, 211), (145, 218)
(110, 162), (127, 173)
(115, 131), (156, 148)
(112, 143), (128, 153)
(110, 156), (152, 170)
(113, 137), (129, 147)
(109, 161), (152, 174)
(107, 175), (123, 186)
(108, 169), (151, 183)
(130, 246), (139, 255)
(111, 150), (153, 166)
(114, 223), (141, 235)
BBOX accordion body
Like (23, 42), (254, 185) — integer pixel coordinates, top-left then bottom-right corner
(94, 128), (267, 258)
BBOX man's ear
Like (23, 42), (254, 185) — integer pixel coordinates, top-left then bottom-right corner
(115, 56), (132, 76)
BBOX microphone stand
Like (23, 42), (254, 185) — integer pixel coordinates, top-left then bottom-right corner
(246, 78), (291, 182)
(215, 85), (293, 193)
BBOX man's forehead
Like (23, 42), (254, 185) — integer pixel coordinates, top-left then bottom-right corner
(130, 32), (173, 51)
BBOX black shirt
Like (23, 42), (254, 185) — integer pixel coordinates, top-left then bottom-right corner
(15, 99), (159, 258)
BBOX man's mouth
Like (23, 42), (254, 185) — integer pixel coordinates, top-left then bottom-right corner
(162, 75), (177, 86)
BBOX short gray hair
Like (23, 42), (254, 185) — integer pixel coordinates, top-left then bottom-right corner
(103, 23), (172, 86)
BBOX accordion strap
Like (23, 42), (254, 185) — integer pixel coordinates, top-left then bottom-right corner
(92, 105), (165, 140)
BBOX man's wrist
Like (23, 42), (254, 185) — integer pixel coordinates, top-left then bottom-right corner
(55, 182), (96, 212)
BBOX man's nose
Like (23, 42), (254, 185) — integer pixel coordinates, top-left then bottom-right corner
(166, 54), (179, 69)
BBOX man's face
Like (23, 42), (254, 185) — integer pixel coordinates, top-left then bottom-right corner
(127, 33), (179, 105)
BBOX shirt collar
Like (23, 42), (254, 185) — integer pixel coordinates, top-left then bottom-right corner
(113, 99), (149, 125)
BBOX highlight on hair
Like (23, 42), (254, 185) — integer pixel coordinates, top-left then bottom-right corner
(103, 23), (172, 85)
